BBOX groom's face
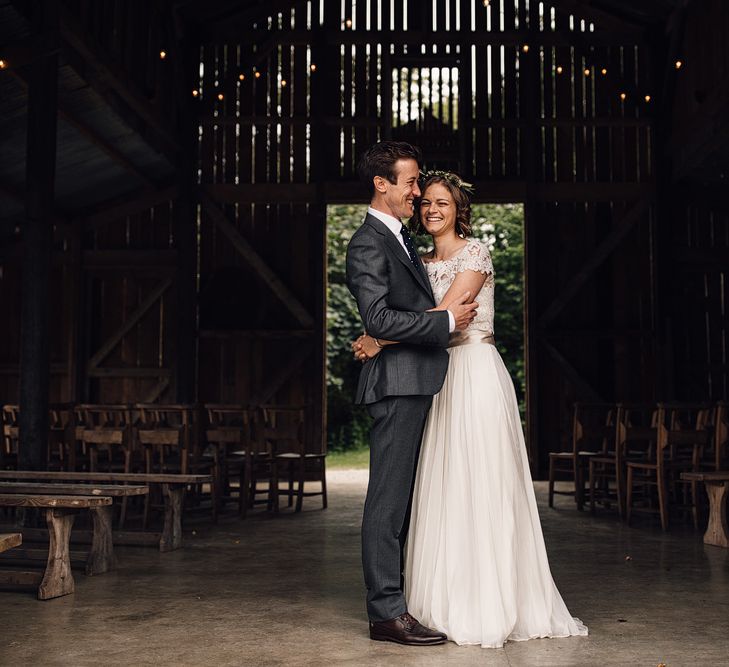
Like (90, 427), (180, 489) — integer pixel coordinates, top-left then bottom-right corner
(382, 159), (421, 220)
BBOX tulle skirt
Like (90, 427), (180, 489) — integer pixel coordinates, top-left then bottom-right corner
(404, 340), (588, 648)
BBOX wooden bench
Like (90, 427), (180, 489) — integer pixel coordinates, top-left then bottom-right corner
(680, 471), (729, 548)
(0, 471), (213, 552)
(0, 532), (21, 553)
(0, 494), (112, 599)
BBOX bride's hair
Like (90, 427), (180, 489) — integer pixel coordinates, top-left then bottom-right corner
(411, 173), (472, 238)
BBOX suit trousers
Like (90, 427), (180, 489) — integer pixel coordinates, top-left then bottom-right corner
(362, 394), (433, 622)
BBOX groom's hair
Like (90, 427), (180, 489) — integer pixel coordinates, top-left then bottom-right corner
(357, 141), (423, 198)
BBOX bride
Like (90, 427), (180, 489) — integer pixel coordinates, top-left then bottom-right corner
(353, 171), (588, 649)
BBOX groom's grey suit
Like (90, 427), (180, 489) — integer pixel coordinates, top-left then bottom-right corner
(346, 212), (450, 622)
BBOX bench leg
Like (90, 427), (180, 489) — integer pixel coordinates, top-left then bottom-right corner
(86, 506), (117, 576)
(160, 483), (183, 552)
(704, 481), (729, 548)
(39, 509), (75, 600)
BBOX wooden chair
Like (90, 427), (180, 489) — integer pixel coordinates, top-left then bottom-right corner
(48, 404), (75, 471)
(204, 404), (270, 517)
(262, 405), (327, 513)
(548, 402), (615, 510)
(77, 404), (134, 526)
(136, 404), (202, 526)
(1, 405), (19, 470)
(626, 403), (711, 530)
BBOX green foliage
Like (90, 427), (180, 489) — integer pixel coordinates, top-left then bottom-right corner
(326, 203), (525, 452)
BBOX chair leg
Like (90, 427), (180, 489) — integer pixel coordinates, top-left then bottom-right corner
(589, 461), (597, 515)
(271, 458), (280, 514)
(691, 480), (700, 530)
(548, 457), (555, 508)
(143, 448), (152, 529)
(295, 457), (306, 513)
(119, 450), (132, 529)
(321, 459), (327, 510)
(288, 462), (295, 508)
(657, 470), (669, 531)
(626, 466), (633, 525)
(575, 459), (584, 511)
(239, 458), (249, 518)
(616, 460), (625, 520)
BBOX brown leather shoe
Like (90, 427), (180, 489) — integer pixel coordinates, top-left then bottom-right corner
(369, 612), (447, 646)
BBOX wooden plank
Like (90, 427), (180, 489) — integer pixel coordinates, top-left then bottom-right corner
(0, 494), (112, 508)
(79, 185), (180, 229)
(538, 196), (651, 328)
(0, 471), (213, 484)
(0, 483), (148, 497)
(0, 570), (43, 587)
(199, 191), (315, 328)
(16, 527), (160, 548)
(86, 278), (173, 370)
(0, 533), (21, 553)
(543, 340), (604, 402)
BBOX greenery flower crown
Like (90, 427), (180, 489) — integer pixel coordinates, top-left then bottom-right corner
(419, 169), (475, 195)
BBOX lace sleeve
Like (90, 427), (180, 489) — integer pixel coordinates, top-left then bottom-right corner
(455, 240), (493, 276)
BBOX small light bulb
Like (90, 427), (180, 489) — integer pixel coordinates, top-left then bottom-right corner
(644, 94), (651, 102)
(159, 50), (167, 60)
(675, 60), (682, 69)
(556, 66), (563, 74)
(310, 64), (317, 72)
(584, 68), (590, 76)
(217, 92), (224, 100)
(281, 79), (287, 87)
(345, 18), (352, 28)
(192, 89), (199, 97)
(238, 73), (245, 81)
(522, 44), (529, 53)
(0, 60), (6, 69)
(601, 68), (607, 75)
(483, 0), (490, 6)
(254, 71), (261, 79)
(620, 92), (627, 101)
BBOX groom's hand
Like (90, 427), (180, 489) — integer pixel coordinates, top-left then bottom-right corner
(450, 291), (479, 331)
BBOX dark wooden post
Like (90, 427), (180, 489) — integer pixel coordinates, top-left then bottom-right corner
(19, 0), (60, 470)
(172, 14), (198, 403)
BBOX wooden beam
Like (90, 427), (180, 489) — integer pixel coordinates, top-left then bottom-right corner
(542, 340), (605, 402)
(550, 0), (647, 35)
(86, 368), (172, 378)
(58, 11), (180, 162)
(19, 0), (59, 470)
(86, 278), (172, 371)
(252, 341), (312, 405)
(198, 190), (315, 328)
(76, 185), (179, 228)
(82, 249), (178, 269)
(537, 196), (651, 329)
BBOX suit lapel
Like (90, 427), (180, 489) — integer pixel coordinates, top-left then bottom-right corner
(365, 215), (433, 299)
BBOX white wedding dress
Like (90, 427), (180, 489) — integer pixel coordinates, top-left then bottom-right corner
(404, 239), (588, 648)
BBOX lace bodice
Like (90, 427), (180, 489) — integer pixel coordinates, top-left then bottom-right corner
(423, 239), (495, 334)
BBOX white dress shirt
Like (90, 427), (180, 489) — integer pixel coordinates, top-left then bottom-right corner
(367, 207), (456, 333)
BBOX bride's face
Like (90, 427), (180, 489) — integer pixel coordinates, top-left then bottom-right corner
(419, 182), (457, 238)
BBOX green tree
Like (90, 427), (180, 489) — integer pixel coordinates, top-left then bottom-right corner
(326, 202), (525, 452)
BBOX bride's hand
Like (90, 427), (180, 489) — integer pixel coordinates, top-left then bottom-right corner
(352, 334), (382, 362)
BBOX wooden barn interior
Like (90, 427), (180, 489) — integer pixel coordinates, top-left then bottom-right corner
(0, 1), (728, 664)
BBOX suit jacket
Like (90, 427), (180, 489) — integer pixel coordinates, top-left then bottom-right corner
(345, 213), (450, 405)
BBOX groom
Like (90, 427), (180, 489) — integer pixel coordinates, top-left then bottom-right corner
(345, 141), (477, 645)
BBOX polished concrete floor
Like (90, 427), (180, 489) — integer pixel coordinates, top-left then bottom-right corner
(1, 470), (728, 666)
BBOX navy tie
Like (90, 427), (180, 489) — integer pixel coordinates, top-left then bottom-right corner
(400, 225), (420, 268)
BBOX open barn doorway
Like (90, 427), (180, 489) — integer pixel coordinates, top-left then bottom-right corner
(325, 202), (526, 470)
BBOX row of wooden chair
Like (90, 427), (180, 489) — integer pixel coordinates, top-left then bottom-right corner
(1, 403), (327, 520)
(548, 401), (728, 530)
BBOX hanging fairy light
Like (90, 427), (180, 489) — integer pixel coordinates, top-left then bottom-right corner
(192, 89), (199, 97)
(344, 18), (352, 28)
(556, 65), (563, 74)
(310, 64), (317, 72)
(0, 59), (7, 69)
(619, 92), (627, 101)
(217, 92), (224, 100)
(601, 68), (607, 75)
(644, 94), (651, 102)
(159, 50), (167, 60)
(675, 60), (683, 69)
(584, 67), (591, 77)
(483, 0), (490, 6)
(254, 71), (261, 79)
(281, 79), (287, 87)
(522, 44), (529, 53)
(238, 73), (245, 81)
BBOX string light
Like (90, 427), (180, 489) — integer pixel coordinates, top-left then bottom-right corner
(0, 60), (6, 69)
(254, 71), (261, 79)
(310, 64), (317, 72)
(522, 44), (529, 53)
(601, 68), (607, 75)
(644, 94), (651, 102)
(584, 67), (590, 76)
(675, 60), (683, 69)
(159, 50), (167, 60)
(483, 0), (490, 5)
(344, 18), (352, 28)
(217, 92), (224, 100)
(192, 89), (199, 97)
(556, 66), (563, 74)
(281, 79), (287, 87)
(238, 73), (245, 81)
(619, 92), (627, 101)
